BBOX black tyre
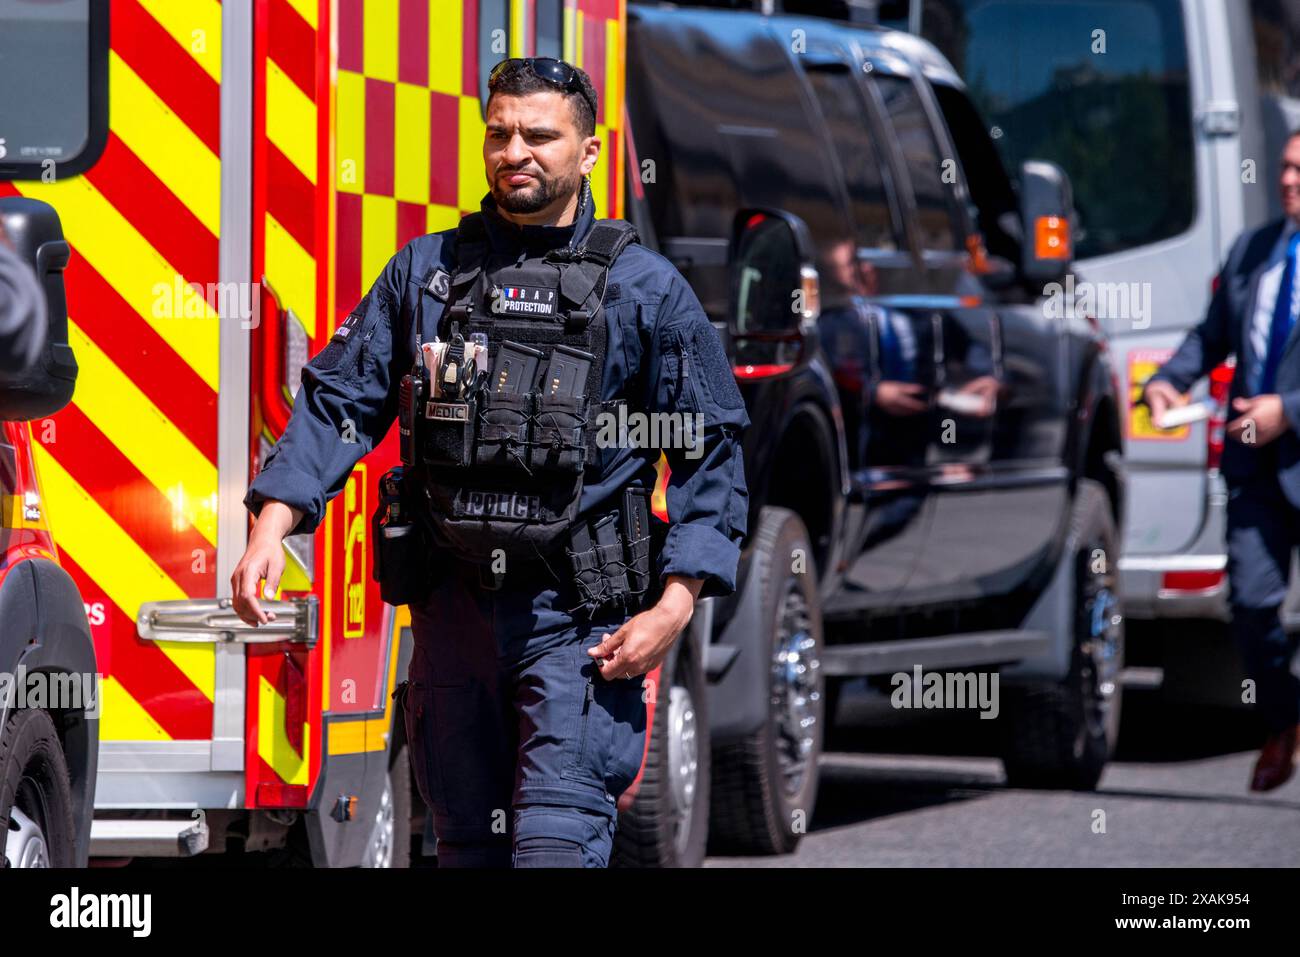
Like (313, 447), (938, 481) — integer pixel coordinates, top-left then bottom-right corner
(611, 631), (710, 867)
(709, 506), (825, 855)
(0, 708), (77, 868)
(1001, 479), (1124, 790)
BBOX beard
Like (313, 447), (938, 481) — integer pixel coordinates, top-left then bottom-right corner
(490, 164), (581, 215)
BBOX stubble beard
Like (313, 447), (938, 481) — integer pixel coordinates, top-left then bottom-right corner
(491, 165), (581, 215)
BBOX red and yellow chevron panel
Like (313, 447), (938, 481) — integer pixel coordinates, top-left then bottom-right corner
(0, 0), (223, 744)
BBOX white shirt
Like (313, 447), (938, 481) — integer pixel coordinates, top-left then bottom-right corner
(1248, 217), (1300, 393)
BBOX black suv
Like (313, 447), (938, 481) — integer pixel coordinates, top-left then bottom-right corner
(611, 5), (1126, 866)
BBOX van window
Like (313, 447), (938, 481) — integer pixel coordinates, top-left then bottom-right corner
(803, 63), (902, 251)
(0, 0), (107, 178)
(917, 0), (1195, 260)
(872, 73), (963, 251)
(1251, 0), (1300, 100)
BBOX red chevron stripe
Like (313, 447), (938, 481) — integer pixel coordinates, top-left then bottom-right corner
(60, 256), (218, 461)
(111, 0), (222, 156)
(58, 551), (214, 740)
(42, 403), (216, 596)
(365, 78), (395, 195)
(339, 0), (364, 72)
(268, 0), (316, 99)
(398, 0), (429, 86)
(85, 132), (219, 288)
(266, 142), (316, 253)
(336, 192), (363, 319)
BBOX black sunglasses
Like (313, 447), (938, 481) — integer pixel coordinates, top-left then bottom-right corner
(489, 57), (598, 124)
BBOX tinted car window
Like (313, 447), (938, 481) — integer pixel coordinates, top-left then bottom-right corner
(873, 73), (963, 251)
(918, 0), (1195, 259)
(803, 63), (901, 251)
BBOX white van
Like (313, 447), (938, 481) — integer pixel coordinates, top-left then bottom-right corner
(889, 0), (1300, 694)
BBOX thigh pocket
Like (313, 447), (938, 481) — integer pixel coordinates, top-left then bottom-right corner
(407, 681), (506, 823)
(562, 650), (648, 797)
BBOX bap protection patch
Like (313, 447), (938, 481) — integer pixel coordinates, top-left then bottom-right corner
(490, 284), (557, 317)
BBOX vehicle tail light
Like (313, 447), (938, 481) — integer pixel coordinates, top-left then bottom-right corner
(256, 783), (309, 807)
(734, 363), (795, 379)
(1160, 569), (1225, 593)
(1034, 215), (1071, 260)
(1206, 358), (1235, 471)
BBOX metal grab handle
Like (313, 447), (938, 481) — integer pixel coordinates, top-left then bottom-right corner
(136, 596), (318, 647)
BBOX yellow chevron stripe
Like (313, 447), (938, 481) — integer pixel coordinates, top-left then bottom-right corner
(606, 16), (622, 132)
(13, 178), (220, 391)
(136, 0), (223, 83)
(109, 52), (221, 236)
(362, 194), (397, 294)
(429, 1), (462, 96)
(457, 94), (486, 212)
(100, 676), (172, 742)
(267, 59), (318, 185)
(591, 123), (610, 217)
(326, 716), (389, 755)
(336, 69), (366, 196)
(427, 203), (459, 234)
(265, 214), (317, 339)
(31, 447), (216, 702)
(568, 7), (581, 65)
(510, 0), (527, 56)
(283, 0), (318, 30)
(258, 676), (310, 785)
(394, 83), (431, 206)
(66, 322), (218, 545)
(362, 0), (399, 83)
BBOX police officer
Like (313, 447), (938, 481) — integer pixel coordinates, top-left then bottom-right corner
(230, 57), (750, 866)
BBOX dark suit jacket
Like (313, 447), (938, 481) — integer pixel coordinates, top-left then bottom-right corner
(1151, 217), (1300, 508)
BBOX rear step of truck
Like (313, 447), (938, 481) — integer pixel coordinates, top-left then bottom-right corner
(820, 630), (1052, 676)
(89, 817), (210, 858)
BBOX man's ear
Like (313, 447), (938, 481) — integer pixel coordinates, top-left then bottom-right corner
(579, 135), (601, 176)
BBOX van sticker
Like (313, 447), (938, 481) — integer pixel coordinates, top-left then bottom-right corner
(1128, 348), (1189, 441)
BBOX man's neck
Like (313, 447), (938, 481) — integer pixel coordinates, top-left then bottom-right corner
(495, 190), (580, 229)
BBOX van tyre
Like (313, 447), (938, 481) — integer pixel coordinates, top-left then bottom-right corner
(611, 632), (710, 867)
(0, 708), (77, 868)
(1001, 479), (1124, 791)
(709, 506), (824, 855)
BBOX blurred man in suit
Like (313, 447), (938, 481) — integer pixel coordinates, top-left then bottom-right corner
(1144, 129), (1300, 791)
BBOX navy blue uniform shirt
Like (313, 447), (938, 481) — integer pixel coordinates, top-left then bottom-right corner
(245, 190), (750, 601)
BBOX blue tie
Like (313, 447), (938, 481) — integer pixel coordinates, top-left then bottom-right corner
(1259, 230), (1300, 395)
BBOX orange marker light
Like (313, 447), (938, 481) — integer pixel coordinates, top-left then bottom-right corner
(1034, 215), (1071, 260)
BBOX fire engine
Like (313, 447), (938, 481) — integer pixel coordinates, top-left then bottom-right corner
(0, 0), (678, 867)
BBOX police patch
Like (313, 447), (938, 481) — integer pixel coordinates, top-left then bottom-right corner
(455, 489), (542, 520)
(491, 284), (557, 317)
(428, 269), (450, 301)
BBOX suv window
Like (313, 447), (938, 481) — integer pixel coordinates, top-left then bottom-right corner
(0, 0), (108, 178)
(872, 73), (964, 251)
(918, 0), (1195, 260)
(803, 62), (902, 252)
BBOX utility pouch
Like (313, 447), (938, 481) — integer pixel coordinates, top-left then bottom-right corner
(422, 393), (476, 468)
(531, 392), (589, 472)
(562, 491), (659, 619)
(372, 466), (437, 606)
(621, 487), (654, 608)
(475, 389), (533, 470)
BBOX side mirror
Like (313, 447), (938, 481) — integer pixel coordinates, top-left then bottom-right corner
(1018, 160), (1075, 286)
(729, 208), (820, 377)
(0, 197), (77, 420)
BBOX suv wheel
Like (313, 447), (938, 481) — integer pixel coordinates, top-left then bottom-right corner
(710, 506), (824, 855)
(1001, 479), (1125, 790)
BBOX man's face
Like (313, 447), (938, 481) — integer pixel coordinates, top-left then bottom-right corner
(1281, 134), (1300, 221)
(483, 91), (598, 217)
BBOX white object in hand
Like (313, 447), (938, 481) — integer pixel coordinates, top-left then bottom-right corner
(1156, 401), (1210, 429)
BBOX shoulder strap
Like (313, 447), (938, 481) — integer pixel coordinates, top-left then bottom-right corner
(445, 212), (491, 324)
(558, 219), (640, 313)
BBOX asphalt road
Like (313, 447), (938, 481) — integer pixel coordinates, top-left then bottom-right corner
(705, 682), (1300, 867)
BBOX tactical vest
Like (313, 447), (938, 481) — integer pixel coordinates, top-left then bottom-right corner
(398, 212), (642, 575)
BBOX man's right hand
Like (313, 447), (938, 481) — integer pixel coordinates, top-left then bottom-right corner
(231, 501), (303, 626)
(1143, 378), (1185, 428)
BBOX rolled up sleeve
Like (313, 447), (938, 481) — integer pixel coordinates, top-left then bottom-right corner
(244, 247), (408, 536)
(647, 274), (750, 598)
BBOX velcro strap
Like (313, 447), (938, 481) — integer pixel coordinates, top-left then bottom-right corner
(579, 221), (639, 266)
(559, 259), (604, 308)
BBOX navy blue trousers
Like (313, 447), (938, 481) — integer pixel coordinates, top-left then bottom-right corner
(1226, 470), (1300, 733)
(401, 559), (648, 867)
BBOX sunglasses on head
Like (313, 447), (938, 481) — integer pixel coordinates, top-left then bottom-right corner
(489, 57), (598, 124)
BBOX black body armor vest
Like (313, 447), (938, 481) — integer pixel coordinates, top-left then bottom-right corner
(400, 212), (640, 565)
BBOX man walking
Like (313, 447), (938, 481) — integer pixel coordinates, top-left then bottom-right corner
(230, 58), (749, 864)
(1144, 130), (1300, 791)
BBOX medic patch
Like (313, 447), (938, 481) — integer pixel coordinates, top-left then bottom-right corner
(490, 284), (557, 317)
(426, 401), (470, 423)
(428, 269), (450, 301)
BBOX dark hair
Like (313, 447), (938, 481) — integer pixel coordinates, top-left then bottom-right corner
(487, 59), (597, 138)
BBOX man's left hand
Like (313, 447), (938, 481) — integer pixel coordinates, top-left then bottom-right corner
(1227, 394), (1290, 446)
(587, 576), (701, 680)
